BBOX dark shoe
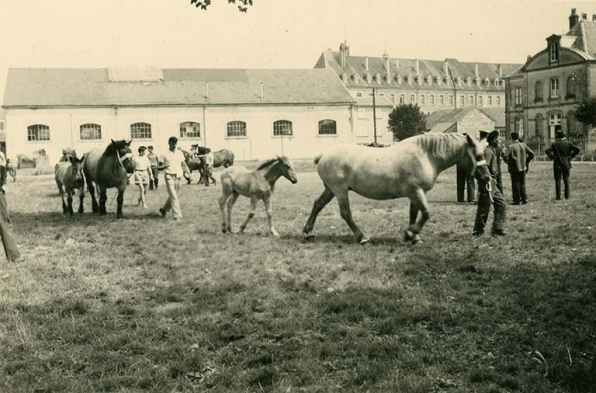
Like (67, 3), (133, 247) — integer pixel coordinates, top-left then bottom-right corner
(511, 202), (520, 205)
(159, 208), (166, 218)
(472, 231), (484, 237)
(522, 201), (528, 205)
(492, 230), (507, 237)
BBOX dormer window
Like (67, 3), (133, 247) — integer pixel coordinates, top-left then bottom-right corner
(435, 76), (442, 85)
(384, 75), (392, 84)
(341, 73), (348, 83)
(466, 76), (472, 86)
(374, 73), (381, 84)
(484, 78), (490, 87)
(395, 75), (402, 84)
(475, 77), (481, 87)
(494, 78), (500, 87)
(547, 35), (561, 64)
(426, 75), (432, 85)
(365, 73), (372, 84)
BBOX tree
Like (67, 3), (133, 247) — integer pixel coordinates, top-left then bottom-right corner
(388, 104), (427, 141)
(190, 0), (254, 12)
(575, 96), (596, 127)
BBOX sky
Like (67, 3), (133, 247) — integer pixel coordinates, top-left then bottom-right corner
(0, 0), (594, 104)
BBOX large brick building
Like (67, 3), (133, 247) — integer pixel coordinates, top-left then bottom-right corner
(315, 43), (521, 138)
(505, 8), (596, 142)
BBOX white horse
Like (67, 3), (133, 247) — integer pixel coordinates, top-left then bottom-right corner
(219, 156), (298, 237)
(303, 133), (489, 244)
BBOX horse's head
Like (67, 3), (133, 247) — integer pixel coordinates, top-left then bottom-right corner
(69, 154), (85, 187)
(461, 134), (490, 182)
(277, 155), (298, 184)
(110, 139), (135, 174)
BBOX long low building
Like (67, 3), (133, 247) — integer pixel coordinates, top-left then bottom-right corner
(2, 67), (394, 163)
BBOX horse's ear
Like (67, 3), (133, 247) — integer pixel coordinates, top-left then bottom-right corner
(68, 155), (75, 165)
(466, 134), (475, 147)
(126, 139), (132, 146)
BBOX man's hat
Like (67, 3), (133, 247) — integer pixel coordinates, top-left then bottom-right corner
(479, 130), (490, 139)
(487, 130), (500, 143)
(555, 129), (565, 138)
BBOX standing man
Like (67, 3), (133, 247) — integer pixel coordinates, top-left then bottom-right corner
(545, 130), (581, 200)
(0, 150), (20, 261)
(494, 131), (506, 195)
(147, 146), (160, 190)
(159, 137), (190, 220)
(506, 132), (534, 205)
(456, 163), (475, 203)
(473, 131), (507, 237)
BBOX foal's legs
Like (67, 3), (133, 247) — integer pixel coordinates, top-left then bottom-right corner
(405, 189), (430, 243)
(336, 191), (369, 245)
(239, 197), (258, 234)
(303, 185), (335, 239)
(226, 192), (239, 232)
(57, 182), (68, 214)
(263, 196), (279, 237)
(78, 184), (85, 214)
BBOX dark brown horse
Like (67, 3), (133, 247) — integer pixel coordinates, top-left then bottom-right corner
(55, 154), (85, 215)
(82, 140), (135, 218)
(190, 145), (234, 185)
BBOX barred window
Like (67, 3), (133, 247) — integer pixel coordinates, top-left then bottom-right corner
(227, 121), (247, 138)
(27, 124), (50, 141)
(180, 122), (201, 138)
(273, 120), (293, 136)
(80, 123), (102, 140)
(131, 122), (152, 139)
(318, 119), (337, 135)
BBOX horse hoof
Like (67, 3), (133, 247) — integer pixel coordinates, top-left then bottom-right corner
(404, 230), (415, 241)
(271, 232), (280, 237)
(360, 238), (371, 246)
(303, 233), (315, 241)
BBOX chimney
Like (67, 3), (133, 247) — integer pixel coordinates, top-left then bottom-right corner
(385, 57), (390, 74)
(582, 12), (587, 20)
(569, 8), (580, 29)
(395, 59), (399, 69)
(415, 59), (420, 75)
(593, 14), (596, 21)
(365, 56), (369, 71)
(475, 62), (479, 77)
(205, 82), (209, 99)
(339, 42), (347, 68)
(497, 64), (503, 77)
(443, 60), (449, 76)
(260, 82), (264, 100)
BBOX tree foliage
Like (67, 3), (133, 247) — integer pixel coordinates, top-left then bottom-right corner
(388, 104), (427, 141)
(190, 0), (254, 12)
(575, 96), (596, 127)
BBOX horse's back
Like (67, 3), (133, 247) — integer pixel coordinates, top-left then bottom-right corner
(220, 165), (253, 195)
(82, 146), (104, 180)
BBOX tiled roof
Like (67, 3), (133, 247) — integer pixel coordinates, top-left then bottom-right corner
(427, 122), (457, 134)
(354, 96), (393, 107)
(478, 108), (506, 128)
(425, 107), (477, 129)
(3, 68), (355, 108)
(316, 50), (522, 91)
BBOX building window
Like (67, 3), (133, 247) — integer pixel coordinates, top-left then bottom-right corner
(439, 95), (444, 105)
(459, 95), (465, 106)
(534, 81), (543, 102)
(567, 111), (576, 135)
(273, 120), (293, 136)
(419, 94), (425, 105)
(356, 92), (362, 97)
(449, 95), (454, 106)
(478, 96), (483, 107)
(0, 122), (4, 131)
(227, 121), (247, 138)
(515, 117), (524, 136)
(318, 119), (337, 135)
(496, 96), (501, 106)
(469, 95), (475, 106)
(399, 94), (405, 105)
(80, 123), (102, 140)
(27, 124), (50, 141)
(514, 87), (523, 105)
(409, 94), (416, 104)
(566, 76), (576, 99)
(550, 78), (559, 98)
(131, 122), (152, 139)
(488, 96), (493, 106)
(430, 95), (435, 105)
(548, 113), (562, 138)
(549, 41), (559, 62)
(535, 114), (543, 138)
(179, 121), (201, 138)
(390, 94), (395, 104)
(356, 118), (370, 137)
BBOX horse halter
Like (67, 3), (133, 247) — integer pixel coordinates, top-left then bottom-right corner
(116, 148), (133, 168)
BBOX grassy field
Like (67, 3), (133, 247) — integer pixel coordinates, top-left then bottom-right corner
(1, 161), (595, 392)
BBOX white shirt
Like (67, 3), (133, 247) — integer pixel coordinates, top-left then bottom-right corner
(160, 149), (186, 177)
(134, 155), (151, 171)
(0, 151), (6, 168)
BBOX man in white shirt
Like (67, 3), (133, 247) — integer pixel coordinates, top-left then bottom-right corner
(158, 137), (190, 220)
(0, 150), (20, 261)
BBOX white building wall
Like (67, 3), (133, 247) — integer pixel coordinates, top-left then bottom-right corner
(5, 104), (357, 163)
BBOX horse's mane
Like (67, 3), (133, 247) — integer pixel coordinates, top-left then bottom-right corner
(104, 140), (130, 156)
(257, 156), (289, 170)
(406, 133), (467, 161)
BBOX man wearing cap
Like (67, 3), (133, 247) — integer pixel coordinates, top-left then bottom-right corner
(505, 132), (534, 205)
(147, 146), (160, 190)
(473, 130), (506, 237)
(545, 130), (581, 200)
(158, 137), (190, 220)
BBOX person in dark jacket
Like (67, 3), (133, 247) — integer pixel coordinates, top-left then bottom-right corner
(505, 132), (534, 204)
(473, 131), (506, 237)
(545, 130), (581, 200)
(456, 163), (475, 203)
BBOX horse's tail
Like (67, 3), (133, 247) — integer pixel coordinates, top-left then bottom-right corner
(313, 154), (323, 165)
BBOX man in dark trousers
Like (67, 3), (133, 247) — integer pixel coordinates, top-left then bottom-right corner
(473, 131), (507, 237)
(545, 130), (581, 200)
(456, 131), (488, 203)
(505, 132), (534, 205)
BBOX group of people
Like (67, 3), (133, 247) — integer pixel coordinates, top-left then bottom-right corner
(461, 129), (581, 237)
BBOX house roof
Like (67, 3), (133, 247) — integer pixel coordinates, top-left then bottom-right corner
(566, 19), (596, 58)
(425, 107), (477, 129)
(315, 49), (521, 91)
(478, 108), (506, 128)
(354, 96), (393, 107)
(427, 122), (458, 134)
(2, 68), (355, 108)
